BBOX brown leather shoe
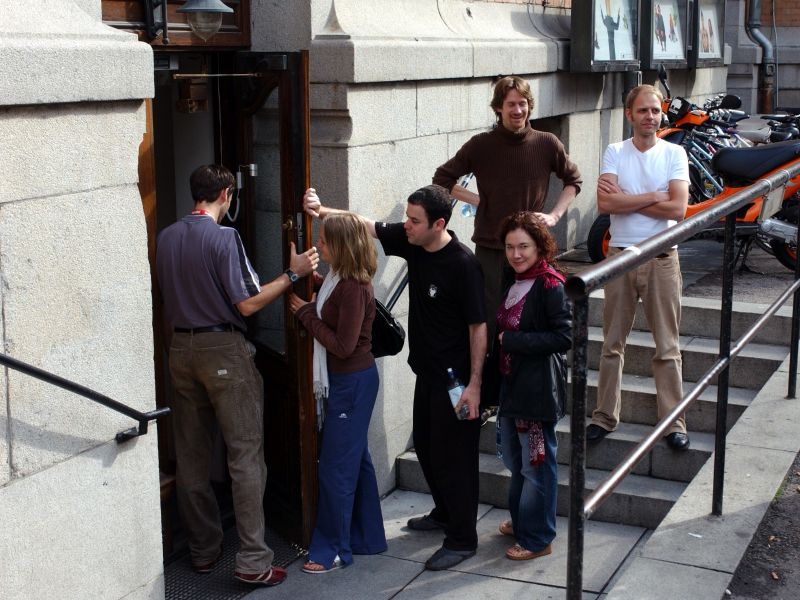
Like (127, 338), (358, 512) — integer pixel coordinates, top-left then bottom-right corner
(506, 543), (552, 561)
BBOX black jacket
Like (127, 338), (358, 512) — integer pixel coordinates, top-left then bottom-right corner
(487, 276), (572, 422)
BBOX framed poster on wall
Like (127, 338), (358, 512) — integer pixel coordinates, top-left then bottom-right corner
(688, 0), (724, 67)
(640, 0), (689, 69)
(571, 0), (640, 72)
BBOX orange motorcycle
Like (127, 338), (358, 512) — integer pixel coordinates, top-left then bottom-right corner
(586, 68), (800, 270)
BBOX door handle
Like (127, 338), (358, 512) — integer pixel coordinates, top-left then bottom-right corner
(282, 217), (294, 231)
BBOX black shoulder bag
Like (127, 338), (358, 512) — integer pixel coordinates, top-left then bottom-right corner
(372, 299), (406, 358)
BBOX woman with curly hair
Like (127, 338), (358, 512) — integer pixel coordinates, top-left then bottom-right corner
(490, 211), (571, 561)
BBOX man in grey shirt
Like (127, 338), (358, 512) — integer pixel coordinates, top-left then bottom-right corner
(157, 164), (318, 587)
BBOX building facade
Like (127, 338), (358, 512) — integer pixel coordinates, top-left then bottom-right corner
(1, 1), (730, 598)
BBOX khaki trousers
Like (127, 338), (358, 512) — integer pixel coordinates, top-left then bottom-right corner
(593, 248), (686, 434)
(169, 330), (273, 574)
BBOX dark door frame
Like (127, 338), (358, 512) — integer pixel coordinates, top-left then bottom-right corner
(142, 49), (317, 550)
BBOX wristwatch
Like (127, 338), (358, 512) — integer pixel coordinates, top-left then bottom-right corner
(284, 268), (299, 283)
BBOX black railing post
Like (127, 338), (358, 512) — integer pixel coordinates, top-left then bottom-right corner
(788, 237), (800, 398)
(712, 213), (736, 515)
(567, 295), (589, 600)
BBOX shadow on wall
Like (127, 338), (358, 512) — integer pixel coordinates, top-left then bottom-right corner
(0, 414), (140, 473)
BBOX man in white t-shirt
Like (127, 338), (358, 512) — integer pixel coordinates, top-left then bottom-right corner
(587, 84), (691, 451)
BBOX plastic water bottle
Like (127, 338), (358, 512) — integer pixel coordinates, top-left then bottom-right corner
(446, 368), (470, 420)
(460, 203), (477, 218)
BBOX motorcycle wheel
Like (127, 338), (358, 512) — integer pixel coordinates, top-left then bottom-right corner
(688, 163), (717, 205)
(587, 214), (611, 263)
(769, 197), (800, 271)
(771, 240), (798, 271)
(770, 240), (797, 271)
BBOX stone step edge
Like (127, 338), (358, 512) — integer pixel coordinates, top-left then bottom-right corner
(578, 369), (757, 406)
(480, 415), (716, 453)
(589, 289), (794, 319)
(396, 450), (686, 503)
(586, 325), (789, 357)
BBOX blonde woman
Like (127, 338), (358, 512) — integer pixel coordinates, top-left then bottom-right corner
(288, 212), (386, 573)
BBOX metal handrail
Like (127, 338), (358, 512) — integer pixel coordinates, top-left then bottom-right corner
(0, 352), (170, 443)
(564, 158), (800, 599)
(584, 276), (800, 518)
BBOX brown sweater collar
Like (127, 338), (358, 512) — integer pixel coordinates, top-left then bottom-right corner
(494, 122), (533, 143)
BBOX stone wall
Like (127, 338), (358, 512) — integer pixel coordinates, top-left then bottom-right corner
(251, 0), (728, 496)
(0, 2), (161, 598)
(727, 0), (800, 113)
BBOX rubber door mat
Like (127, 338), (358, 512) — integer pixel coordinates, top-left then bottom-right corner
(165, 525), (304, 600)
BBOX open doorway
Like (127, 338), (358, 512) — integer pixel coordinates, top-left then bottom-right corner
(140, 50), (319, 570)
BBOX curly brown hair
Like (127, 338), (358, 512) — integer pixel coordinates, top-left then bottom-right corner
(499, 211), (558, 265)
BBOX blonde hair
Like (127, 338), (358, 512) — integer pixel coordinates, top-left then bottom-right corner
(322, 212), (377, 283)
(625, 84), (664, 110)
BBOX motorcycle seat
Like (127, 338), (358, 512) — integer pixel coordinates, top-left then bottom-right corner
(770, 130), (795, 143)
(738, 128), (771, 144)
(711, 140), (800, 186)
(760, 113), (798, 124)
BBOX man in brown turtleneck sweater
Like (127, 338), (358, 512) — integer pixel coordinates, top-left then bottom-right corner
(433, 76), (582, 338)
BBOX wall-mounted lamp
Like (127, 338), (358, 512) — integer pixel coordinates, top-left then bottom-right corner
(142, 0), (169, 43)
(178, 0), (234, 41)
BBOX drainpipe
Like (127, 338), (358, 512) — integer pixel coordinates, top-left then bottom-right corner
(745, 0), (775, 113)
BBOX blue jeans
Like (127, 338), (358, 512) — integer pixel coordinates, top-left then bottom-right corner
(499, 416), (558, 552)
(308, 365), (387, 567)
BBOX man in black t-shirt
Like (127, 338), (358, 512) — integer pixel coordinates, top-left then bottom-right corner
(303, 184), (487, 571)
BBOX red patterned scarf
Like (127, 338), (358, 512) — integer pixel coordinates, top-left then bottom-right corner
(514, 259), (565, 289)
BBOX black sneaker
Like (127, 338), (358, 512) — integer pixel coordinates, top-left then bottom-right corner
(586, 424), (610, 443)
(665, 431), (690, 451)
(425, 546), (476, 570)
(406, 514), (446, 531)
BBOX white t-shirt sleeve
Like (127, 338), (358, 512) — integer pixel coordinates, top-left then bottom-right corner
(601, 143), (621, 176)
(668, 143), (690, 183)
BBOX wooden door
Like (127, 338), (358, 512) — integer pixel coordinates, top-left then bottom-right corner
(229, 51), (317, 546)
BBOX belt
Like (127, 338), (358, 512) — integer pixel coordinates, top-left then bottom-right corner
(612, 247), (672, 259)
(174, 324), (240, 334)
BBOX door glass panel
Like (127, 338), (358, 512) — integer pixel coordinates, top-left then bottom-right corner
(249, 88), (285, 354)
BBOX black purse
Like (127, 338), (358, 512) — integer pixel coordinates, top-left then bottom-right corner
(371, 299), (405, 358)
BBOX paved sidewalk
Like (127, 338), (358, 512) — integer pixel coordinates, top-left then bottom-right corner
(245, 490), (645, 599)
(242, 239), (800, 599)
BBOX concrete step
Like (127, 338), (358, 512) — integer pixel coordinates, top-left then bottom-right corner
(478, 417), (714, 483)
(587, 292), (794, 346)
(395, 450), (685, 530)
(569, 369), (755, 433)
(587, 326), (788, 389)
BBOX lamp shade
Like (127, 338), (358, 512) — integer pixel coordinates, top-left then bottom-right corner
(177, 0), (233, 41)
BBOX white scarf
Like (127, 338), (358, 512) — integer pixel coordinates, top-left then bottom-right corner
(313, 270), (340, 430)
